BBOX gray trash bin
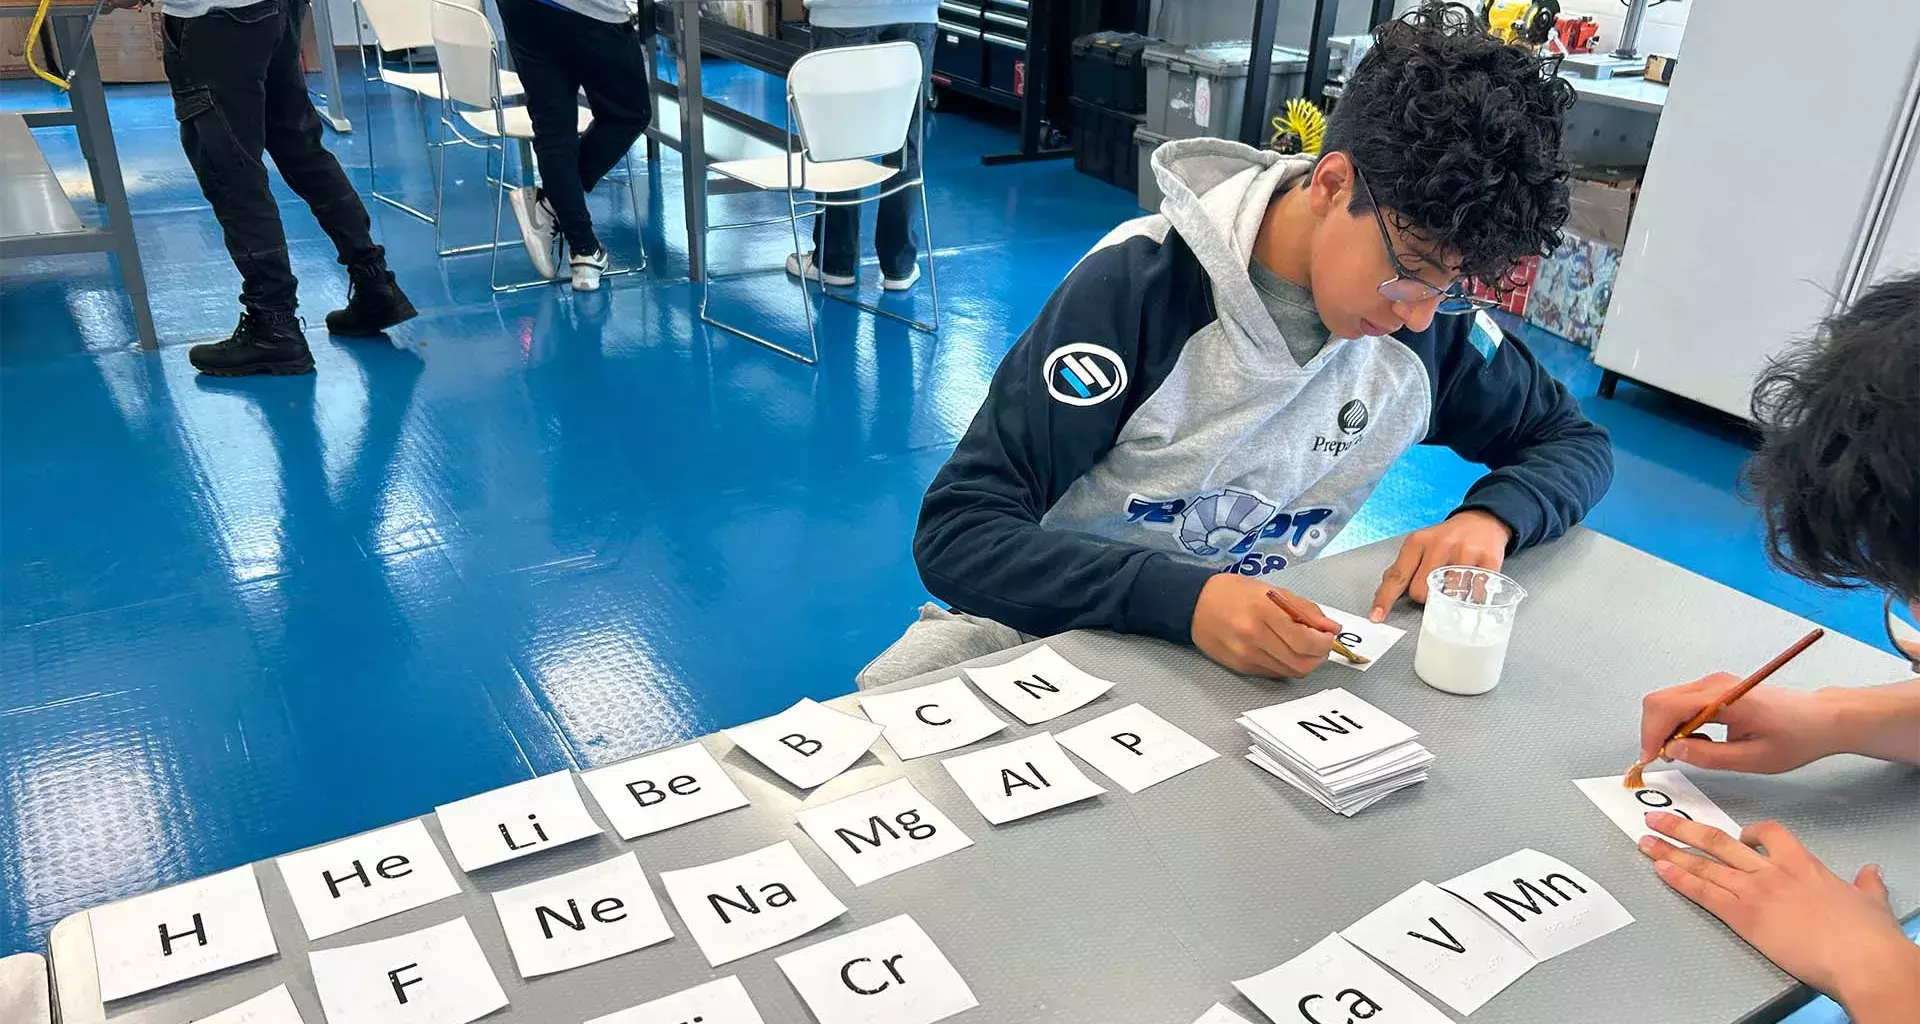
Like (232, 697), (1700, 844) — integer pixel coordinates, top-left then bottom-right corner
(1135, 126), (1170, 213)
(1144, 41), (1309, 142)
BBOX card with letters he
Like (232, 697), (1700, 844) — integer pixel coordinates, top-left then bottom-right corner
(434, 771), (603, 873)
(725, 698), (886, 790)
(940, 732), (1106, 825)
(90, 865), (279, 1003)
(1319, 606), (1408, 671)
(190, 984), (305, 1024)
(490, 851), (674, 978)
(794, 778), (974, 886)
(658, 840), (849, 967)
(963, 644), (1115, 725)
(775, 914), (978, 1024)
(579, 742), (751, 839)
(1340, 882), (1537, 1015)
(1573, 770), (1743, 848)
(858, 678), (1009, 760)
(1055, 703), (1219, 794)
(308, 917), (507, 1024)
(583, 976), (769, 1024)
(1236, 933), (1452, 1024)
(276, 818), (462, 941)
(1440, 849), (1635, 961)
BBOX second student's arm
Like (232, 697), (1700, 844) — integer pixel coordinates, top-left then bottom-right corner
(914, 235), (1217, 643)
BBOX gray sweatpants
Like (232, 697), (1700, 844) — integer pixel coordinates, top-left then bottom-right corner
(856, 604), (1036, 689)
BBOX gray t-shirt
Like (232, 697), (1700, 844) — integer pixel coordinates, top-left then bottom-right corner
(1248, 257), (1330, 367)
(158, 0), (254, 20)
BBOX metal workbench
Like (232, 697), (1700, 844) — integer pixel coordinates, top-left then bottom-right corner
(41, 528), (1919, 1023)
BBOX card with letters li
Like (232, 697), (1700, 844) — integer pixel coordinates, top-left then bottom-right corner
(725, 698), (886, 790)
(858, 678), (1009, 760)
(308, 917), (507, 1024)
(1440, 849), (1635, 961)
(434, 770), (603, 873)
(1573, 770), (1743, 848)
(940, 731), (1106, 825)
(1320, 606), (1408, 671)
(579, 742), (751, 840)
(659, 840), (849, 967)
(794, 778), (974, 886)
(1055, 703), (1219, 794)
(191, 984), (306, 1024)
(1340, 882), (1537, 1015)
(963, 644), (1115, 724)
(276, 818), (462, 941)
(583, 976), (769, 1024)
(1240, 688), (1432, 815)
(1235, 933), (1451, 1024)
(90, 865), (279, 1002)
(775, 914), (978, 1024)
(490, 851), (674, 978)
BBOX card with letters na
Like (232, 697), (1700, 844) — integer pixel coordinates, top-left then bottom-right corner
(658, 840), (849, 966)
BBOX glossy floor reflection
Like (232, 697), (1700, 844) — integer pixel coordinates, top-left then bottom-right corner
(0, 54), (1896, 964)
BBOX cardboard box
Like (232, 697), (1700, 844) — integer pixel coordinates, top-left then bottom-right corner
(1565, 171), (1640, 249)
(2, 18), (43, 79)
(58, 7), (167, 84)
(1644, 53), (1676, 84)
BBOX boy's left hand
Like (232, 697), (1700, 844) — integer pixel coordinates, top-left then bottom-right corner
(1370, 510), (1512, 621)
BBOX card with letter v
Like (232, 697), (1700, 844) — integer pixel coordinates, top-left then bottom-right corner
(1340, 882), (1536, 1015)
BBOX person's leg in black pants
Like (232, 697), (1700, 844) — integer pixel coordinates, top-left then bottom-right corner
(871, 22), (935, 286)
(805, 23), (877, 285)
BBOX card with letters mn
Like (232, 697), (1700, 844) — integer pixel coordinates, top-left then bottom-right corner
(189, 984), (305, 1024)
(1440, 849), (1635, 961)
(1236, 933), (1452, 1024)
(1573, 770), (1742, 848)
(775, 914), (979, 1024)
(579, 742), (751, 840)
(583, 976), (769, 1024)
(794, 778), (974, 886)
(1340, 882), (1537, 1015)
(308, 917), (507, 1024)
(725, 698), (886, 790)
(858, 678), (1009, 760)
(658, 840), (849, 967)
(90, 865), (279, 1003)
(276, 818), (462, 941)
(434, 771), (603, 873)
(491, 851), (675, 978)
(940, 731), (1106, 825)
(963, 644), (1115, 724)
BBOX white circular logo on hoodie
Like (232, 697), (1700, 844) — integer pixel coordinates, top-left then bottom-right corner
(1043, 344), (1129, 406)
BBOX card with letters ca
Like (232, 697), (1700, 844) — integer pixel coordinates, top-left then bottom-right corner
(858, 678), (1008, 760)
(308, 917), (507, 1024)
(491, 852), (674, 978)
(276, 819), (462, 941)
(1440, 849), (1635, 961)
(776, 914), (978, 1024)
(434, 771), (603, 873)
(90, 865), (279, 1002)
(1235, 933), (1452, 1024)
(583, 977), (769, 1024)
(579, 742), (751, 840)
(725, 698), (885, 790)
(191, 985), (305, 1024)
(1573, 770), (1742, 848)
(1340, 883), (1536, 1015)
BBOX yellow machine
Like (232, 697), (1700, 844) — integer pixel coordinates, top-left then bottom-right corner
(1483, 0), (1559, 48)
(1269, 98), (1326, 156)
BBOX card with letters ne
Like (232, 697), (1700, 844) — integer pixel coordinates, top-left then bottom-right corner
(963, 644), (1115, 725)
(490, 851), (674, 978)
(1440, 849), (1635, 961)
(659, 840), (849, 967)
(795, 778), (974, 886)
(583, 976), (769, 1024)
(1055, 703), (1219, 794)
(1235, 933), (1452, 1024)
(1320, 606), (1408, 671)
(276, 819), (462, 941)
(1339, 882), (1537, 1015)
(940, 731), (1107, 825)
(90, 865), (279, 1003)
(434, 771), (603, 873)
(579, 742), (751, 840)
(858, 678), (1008, 760)
(308, 917), (507, 1024)
(1573, 770), (1743, 848)
(725, 698), (886, 790)
(775, 914), (978, 1024)
(190, 984), (306, 1024)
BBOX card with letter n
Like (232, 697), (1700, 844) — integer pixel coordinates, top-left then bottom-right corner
(963, 644), (1115, 724)
(725, 698), (885, 790)
(89, 865), (279, 1003)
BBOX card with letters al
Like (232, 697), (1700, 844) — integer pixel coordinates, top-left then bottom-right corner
(1440, 849), (1634, 961)
(795, 778), (974, 886)
(434, 771), (603, 873)
(775, 914), (978, 1024)
(858, 678), (1008, 760)
(276, 819), (462, 941)
(1340, 882), (1537, 1015)
(491, 851), (675, 978)
(725, 698), (886, 790)
(1235, 933), (1452, 1024)
(584, 976), (769, 1024)
(90, 865), (279, 1002)
(190, 985), (305, 1024)
(1055, 703), (1219, 794)
(963, 644), (1115, 724)
(579, 742), (751, 840)
(940, 732), (1106, 825)
(1573, 770), (1742, 848)
(308, 917), (507, 1024)
(659, 840), (849, 966)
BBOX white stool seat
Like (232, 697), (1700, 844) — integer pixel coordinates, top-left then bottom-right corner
(709, 153), (900, 193)
(458, 103), (592, 140)
(381, 65), (524, 102)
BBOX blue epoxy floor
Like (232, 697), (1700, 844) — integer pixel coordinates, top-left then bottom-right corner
(0, 53), (1898, 964)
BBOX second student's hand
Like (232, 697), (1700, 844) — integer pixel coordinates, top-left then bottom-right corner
(1369, 509), (1513, 622)
(1639, 674), (1845, 774)
(1192, 575), (1337, 678)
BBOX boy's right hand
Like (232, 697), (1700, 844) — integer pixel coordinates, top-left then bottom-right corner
(1639, 675), (1844, 774)
(1191, 576), (1336, 678)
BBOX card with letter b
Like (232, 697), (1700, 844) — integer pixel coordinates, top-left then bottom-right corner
(725, 698), (885, 790)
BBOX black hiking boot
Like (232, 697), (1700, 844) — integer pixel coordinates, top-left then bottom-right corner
(325, 263), (418, 337)
(189, 310), (315, 377)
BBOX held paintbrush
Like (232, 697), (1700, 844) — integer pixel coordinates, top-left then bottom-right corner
(1622, 627), (1824, 787)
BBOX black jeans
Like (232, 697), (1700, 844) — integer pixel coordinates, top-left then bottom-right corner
(496, 0), (651, 255)
(808, 22), (935, 280)
(162, 0), (381, 316)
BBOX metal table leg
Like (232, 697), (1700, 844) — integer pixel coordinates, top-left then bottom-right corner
(306, 0), (352, 132)
(674, 3), (707, 282)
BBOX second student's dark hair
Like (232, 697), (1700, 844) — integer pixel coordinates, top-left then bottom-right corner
(1323, 2), (1575, 287)
(1745, 271), (1920, 601)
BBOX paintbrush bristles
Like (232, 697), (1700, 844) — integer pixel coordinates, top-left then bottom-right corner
(1621, 759), (1648, 789)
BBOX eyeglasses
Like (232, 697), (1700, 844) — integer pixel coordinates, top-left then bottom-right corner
(1884, 594), (1920, 672)
(1352, 166), (1495, 316)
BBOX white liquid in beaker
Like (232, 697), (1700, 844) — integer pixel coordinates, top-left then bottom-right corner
(1414, 621), (1509, 694)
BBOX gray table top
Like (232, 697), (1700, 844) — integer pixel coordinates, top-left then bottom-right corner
(47, 528), (1919, 1024)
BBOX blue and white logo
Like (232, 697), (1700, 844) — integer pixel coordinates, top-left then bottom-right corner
(1043, 343), (1128, 406)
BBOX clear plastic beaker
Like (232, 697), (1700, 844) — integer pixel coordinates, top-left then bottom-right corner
(1413, 565), (1529, 695)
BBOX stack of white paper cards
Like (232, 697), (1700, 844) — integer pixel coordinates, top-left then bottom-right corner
(1239, 688), (1432, 816)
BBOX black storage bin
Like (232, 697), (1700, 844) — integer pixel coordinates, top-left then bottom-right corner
(1071, 98), (1142, 193)
(1071, 30), (1154, 113)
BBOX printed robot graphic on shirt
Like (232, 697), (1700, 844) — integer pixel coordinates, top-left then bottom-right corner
(1126, 487), (1338, 576)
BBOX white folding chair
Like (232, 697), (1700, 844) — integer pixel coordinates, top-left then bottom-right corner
(701, 39), (941, 365)
(428, 0), (647, 290)
(354, 0), (523, 225)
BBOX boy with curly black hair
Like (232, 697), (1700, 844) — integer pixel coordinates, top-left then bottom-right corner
(861, 3), (1614, 686)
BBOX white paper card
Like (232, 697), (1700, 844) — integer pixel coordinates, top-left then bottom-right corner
(434, 771), (602, 872)
(308, 917), (507, 1024)
(1573, 770), (1743, 848)
(1321, 606), (1407, 671)
(580, 742), (750, 840)
(90, 865), (279, 1002)
(659, 840), (848, 966)
(1440, 849), (1635, 961)
(940, 732), (1106, 825)
(859, 678), (1008, 760)
(276, 819), (462, 941)
(725, 698), (886, 790)
(1055, 703), (1219, 793)
(1190, 1005), (1254, 1024)
(1241, 688), (1417, 772)
(776, 914), (978, 1024)
(795, 778), (974, 886)
(963, 645), (1115, 725)
(491, 852), (673, 978)
(1340, 882), (1536, 1015)
(192, 985), (306, 1024)
(584, 976), (769, 1024)
(1236, 933), (1452, 1024)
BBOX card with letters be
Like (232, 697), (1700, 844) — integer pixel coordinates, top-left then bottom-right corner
(1340, 882), (1536, 1015)
(276, 818), (462, 941)
(578, 741), (751, 840)
(963, 644), (1115, 724)
(940, 731), (1106, 825)
(658, 840), (849, 966)
(1573, 770), (1742, 848)
(308, 917), (507, 1024)
(1235, 932), (1452, 1024)
(190, 984), (305, 1024)
(725, 698), (886, 790)
(583, 976), (769, 1024)
(775, 914), (978, 1024)
(1440, 849), (1635, 961)
(90, 865), (279, 1002)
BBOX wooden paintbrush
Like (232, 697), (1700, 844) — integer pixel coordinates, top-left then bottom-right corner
(1265, 590), (1370, 665)
(1622, 627), (1825, 787)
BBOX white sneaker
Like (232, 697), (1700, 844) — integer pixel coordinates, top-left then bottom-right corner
(785, 251), (856, 288)
(882, 263), (922, 292)
(508, 186), (560, 280)
(569, 247), (609, 291)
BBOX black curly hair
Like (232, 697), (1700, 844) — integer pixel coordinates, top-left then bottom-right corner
(1744, 271), (1920, 601)
(1323, 2), (1575, 287)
